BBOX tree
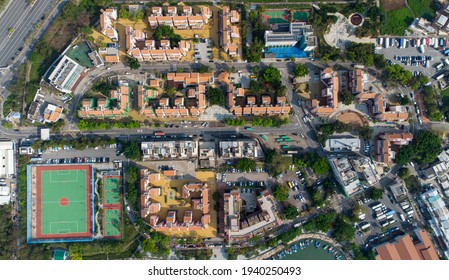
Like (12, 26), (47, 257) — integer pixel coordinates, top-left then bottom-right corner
(339, 89), (354, 105)
(357, 126), (373, 140)
(125, 166), (139, 185)
(371, 188), (384, 201)
(132, 10), (144, 21)
(207, 87), (225, 106)
(293, 64), (309, 77)
(127, 56), (140, 69)
(332, 215), (356, 242)
(276, 85), (288, 97)
(272, 185), (289, 202)
(394, 145), (415, 165)
(303, 212), (336, 232)
(119, 7), (131, 19)
(123, 141), (142, 161)
(398, 167), (410, 179)
(284, 205), (299, 220)
(311, 158), (329, 176)
(198, 64), (211, 73)
(142, 232), (170, 258)
(262, 66), (281, 87)
(235, 158), (256, 172)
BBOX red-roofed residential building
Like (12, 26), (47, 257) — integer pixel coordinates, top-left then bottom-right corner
(376, 133), (413, 164)
(375, 230), (439, 260)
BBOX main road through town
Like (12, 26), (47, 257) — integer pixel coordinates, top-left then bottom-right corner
(0, 0), (58, 67)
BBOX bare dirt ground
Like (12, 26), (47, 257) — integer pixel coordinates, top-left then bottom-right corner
(336, 111), (369, 128)
(383, 0), (407, 12)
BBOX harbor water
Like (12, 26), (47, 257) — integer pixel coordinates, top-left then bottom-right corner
(273, 239), (344, 260)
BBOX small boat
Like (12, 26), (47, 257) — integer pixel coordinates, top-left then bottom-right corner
(300, 242), (304, 249)
(306, 239), (310, 246)
(328, 246), (334, 253)
(323, 244), (329, 250)
(315, 240), (321, 248)
(333, 251), (338, 256)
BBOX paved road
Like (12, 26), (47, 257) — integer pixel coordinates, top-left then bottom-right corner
(0, 0), (57, 67)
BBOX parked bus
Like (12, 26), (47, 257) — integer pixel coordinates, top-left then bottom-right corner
(154, 131), (165, 136)
(287, 181), (294, 189)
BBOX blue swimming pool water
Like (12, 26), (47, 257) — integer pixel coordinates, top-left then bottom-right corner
(266, 47), (308, 58)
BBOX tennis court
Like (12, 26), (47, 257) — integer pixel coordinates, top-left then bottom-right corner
(103, 176), (120, 206)
(293, 11), (310, 21)
(263, 11), (289, 24)
(65, 41), (94, 68)
(29, 165), (94, 242)
(104, 208), (121, 238)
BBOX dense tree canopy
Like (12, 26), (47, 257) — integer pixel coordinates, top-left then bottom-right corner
(272, 185), (289, 202)
(332, 215), (356, 242)
(345, 43), (375, 66)
(283, 205), (299, 220)
(142, 232), (170, 258)
(293, 64), (309, 77)
(303, 212), (336, 233)
(339, 89), (355, 105)
(395, 130), (441, 164)
(262, 66), (282, 88)
(235, 158), (256, 172)
(123, 141), (142, 161)
(153, 26), (182, 46)
(207, 87), (225, 106)
(127, 56), (140, 69)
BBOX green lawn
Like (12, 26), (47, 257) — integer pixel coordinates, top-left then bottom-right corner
(381, 7), (414, 36)
(408, 0), (437, 20)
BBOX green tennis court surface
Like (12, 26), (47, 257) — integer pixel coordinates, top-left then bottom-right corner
(65, 41), (94, 68)
(104, 209), (121, 237)
(40, 169), (88, 235)
(103, 177), (119, 205)
(293, 11), (310, 21)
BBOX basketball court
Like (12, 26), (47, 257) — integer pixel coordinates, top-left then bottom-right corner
(103, 176), (120, 206)
(263, 11), (289, 24)
(27, 165), (94, 243)
(103, 208), (121, 238)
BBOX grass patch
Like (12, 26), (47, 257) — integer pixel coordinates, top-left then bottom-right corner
(381, 7), (414, 36)
(408, 0), (437, 20)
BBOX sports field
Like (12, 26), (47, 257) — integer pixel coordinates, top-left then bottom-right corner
(103, 176), (120, 206)
(263, 11), (289, 24)
(27, 165), (94, 243)
(104, 208), (121, 238)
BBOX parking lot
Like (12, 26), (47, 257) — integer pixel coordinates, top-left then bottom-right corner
(42, 147), (125, 162)
(378, 41), (447, 77)
(194, 39), (212, 62)
(353, 190), (416, 246)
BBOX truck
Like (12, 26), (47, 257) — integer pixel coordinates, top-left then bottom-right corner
(384, 37), (389, 48)
(371, 202), (383, 210)
(435, 62), (444, 71)
(287, 150), (299, 154)
(281, 145), (289, 149)
(359, 222), (371, 230)
(376, 214), (387, 221)
(245, 127), (253, 131)
(154, 131), (165, 136)
(380, 220), (389, 227)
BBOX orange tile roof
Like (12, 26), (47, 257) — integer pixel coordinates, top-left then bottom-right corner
(228, 93), (235, 107)
(375, 231), (439, 260)
(149, 80), (159, 87)
(262, 95), (271, 104)
(198, 93), (206, 108)
(236, 88), (245, 97)
(163, 169), (176, 177)
(247, 96), (256, 104)
(104, 54), (119, 63)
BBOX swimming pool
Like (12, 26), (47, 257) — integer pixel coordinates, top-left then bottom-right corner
(266, 47), (308, 58)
